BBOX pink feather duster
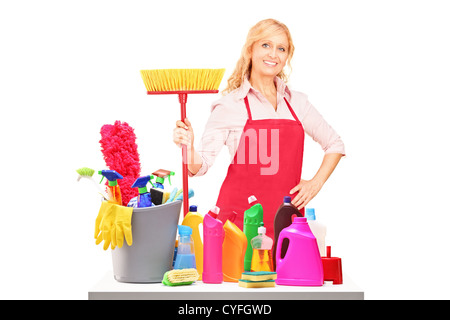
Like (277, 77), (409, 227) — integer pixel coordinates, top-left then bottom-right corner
(100, 120), (141, 205)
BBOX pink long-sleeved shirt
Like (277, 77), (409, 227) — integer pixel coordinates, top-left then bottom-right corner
(190, 77), (345, 177)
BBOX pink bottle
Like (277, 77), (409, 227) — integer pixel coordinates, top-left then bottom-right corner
(202, 206), (224, 283)
(275, 217), (323, 286)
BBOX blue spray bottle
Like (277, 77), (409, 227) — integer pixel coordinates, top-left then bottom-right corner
(98, 170), (123, 206)
(131, 175), (155, 208)
(174, 225), (196, 269)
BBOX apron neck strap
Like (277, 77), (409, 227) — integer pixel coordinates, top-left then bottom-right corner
(244, 96), (301, 125)
(244, 96), (253, 120)
(284, 97), (301, 124)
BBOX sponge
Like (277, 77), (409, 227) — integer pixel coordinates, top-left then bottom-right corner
(162, 268), (199, 286)
(238, 271), (277, 288)
(241, 271), (277, 281)
(150, 188), (164, 205)
(238, 279), (275, 288)
(162, 191), (171, 204)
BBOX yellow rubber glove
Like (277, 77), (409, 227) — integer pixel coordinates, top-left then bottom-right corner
(95, 202), (133, 250)
(110, 204), (133, 249)
(95, 202), (112, 243)
(95, 201), (115, 250)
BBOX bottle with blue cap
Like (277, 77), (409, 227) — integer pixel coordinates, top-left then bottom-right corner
(174, 225), (196, 269)
(305, 208), (327, 257)
(131, 175), (155, 208)
(272, 196), (303, 270)
(98, 170), (123, 206)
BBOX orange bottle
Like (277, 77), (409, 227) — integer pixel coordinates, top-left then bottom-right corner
(98, 170), (123, 206)
(222, 212), (247, 282)
(181, 205), (204, 280)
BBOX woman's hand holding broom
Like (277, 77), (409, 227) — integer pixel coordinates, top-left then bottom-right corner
(174, 118), (194, 148)
(173, 118), (202, 175)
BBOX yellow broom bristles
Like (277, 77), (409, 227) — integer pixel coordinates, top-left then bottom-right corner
(140, 68), (225, 92)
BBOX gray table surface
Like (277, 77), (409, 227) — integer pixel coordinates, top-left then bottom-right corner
(89, 271), (364, 300)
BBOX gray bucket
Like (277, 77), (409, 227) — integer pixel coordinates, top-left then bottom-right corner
(111, 200), (182, 283)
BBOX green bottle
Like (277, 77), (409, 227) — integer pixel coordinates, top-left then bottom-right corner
(243, 195), (264, 271)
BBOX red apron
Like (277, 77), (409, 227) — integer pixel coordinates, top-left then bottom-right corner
(216, 95), (305, 240)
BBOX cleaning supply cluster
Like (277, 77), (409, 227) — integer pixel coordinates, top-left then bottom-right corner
(163, 195), (343, 288)
(78, 164), (187, 251)
(77, 119), (201, 284)
(80, 153), (343, 286)
(77, 70), (345, 287)
(127, 170), (181, 208)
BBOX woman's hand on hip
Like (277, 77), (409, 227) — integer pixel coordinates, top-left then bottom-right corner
(289, 178), (323, 210)
(173, 118), (194, 149)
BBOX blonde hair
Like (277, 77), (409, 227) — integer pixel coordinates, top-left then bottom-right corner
(223, 19), (295, 95)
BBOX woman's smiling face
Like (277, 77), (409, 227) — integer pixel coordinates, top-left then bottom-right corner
(250, 32), (289, 79)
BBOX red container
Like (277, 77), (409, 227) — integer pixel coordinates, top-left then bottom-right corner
(321, 246), (343, 285)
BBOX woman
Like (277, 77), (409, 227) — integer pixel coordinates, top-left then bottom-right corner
(173, 19), (345, 239)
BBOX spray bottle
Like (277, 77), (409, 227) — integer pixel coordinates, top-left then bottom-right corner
(98, 170), (123, 206)
(250, 222), (274, 272)
(222, 211), (247, 282)
(172, 240), (178, 267)
(243, 196), (264, 271)
(131, 175), (154, 208)
(174, 225), (196, 269)
(182, 205), (204, 279)
(202, 206), (224, 283)
(273, 196), (303, 270)
(152, 169), (175, 189)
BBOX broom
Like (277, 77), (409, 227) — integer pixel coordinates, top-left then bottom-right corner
(140, 68), (225, 216)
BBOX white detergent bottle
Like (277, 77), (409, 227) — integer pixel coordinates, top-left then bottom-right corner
(305, 208), (327, 257)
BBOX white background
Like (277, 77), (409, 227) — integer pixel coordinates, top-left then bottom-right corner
(1, 0), (449, 299)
